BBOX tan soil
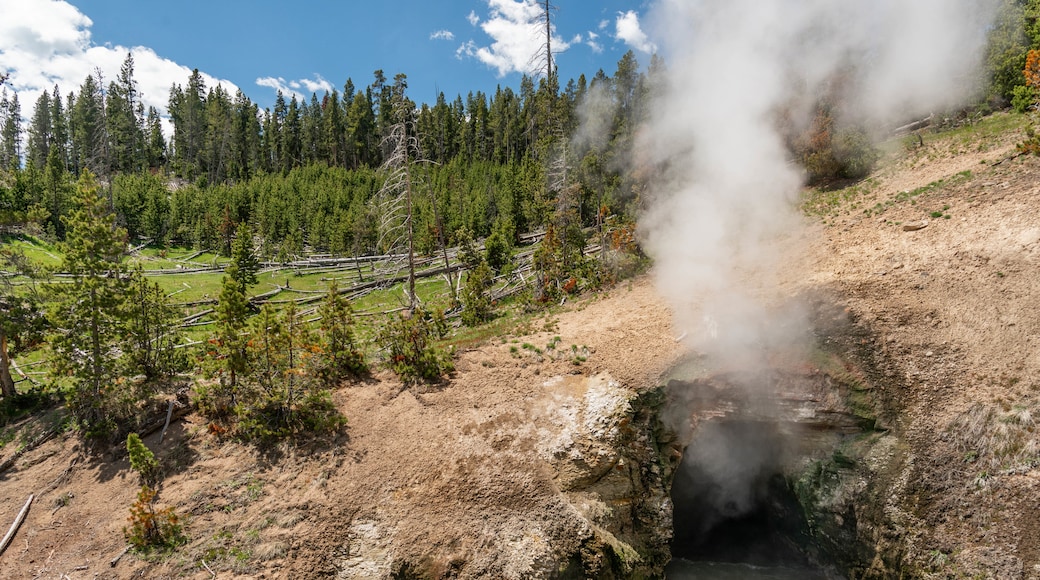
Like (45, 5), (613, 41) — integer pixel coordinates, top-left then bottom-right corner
(1, 113), (1039, 578)
(0, 279), (682, 580)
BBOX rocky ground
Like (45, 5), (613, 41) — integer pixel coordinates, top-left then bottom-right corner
(1, 112), (1039, 579)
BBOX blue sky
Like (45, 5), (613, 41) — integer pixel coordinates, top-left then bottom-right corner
(1, 0), (658, 120)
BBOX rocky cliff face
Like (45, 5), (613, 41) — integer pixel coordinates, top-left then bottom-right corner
(328, 372), (678, 579)
(658, 298), (915, 578)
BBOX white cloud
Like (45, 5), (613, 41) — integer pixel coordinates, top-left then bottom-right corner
(456, 40), (478, 60)
(251, 75), (320, 102)
(254, 74), (332, 102)
(615, 10), (657, 54)
(430, 30), (455, 41)
(460, 0), (572, 77)
(585, 31), (603, 54)
(297, 75), (332, 95)
(598, 19), (609, 31)
(467, 11), (480, 26)
(0, 0), (236, 133)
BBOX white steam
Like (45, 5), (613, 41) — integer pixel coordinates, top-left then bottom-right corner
(640, 0), (998, 361)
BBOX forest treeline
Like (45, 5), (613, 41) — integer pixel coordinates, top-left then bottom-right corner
(2, 0), (1040, 251)
(0, 48), (655, 257)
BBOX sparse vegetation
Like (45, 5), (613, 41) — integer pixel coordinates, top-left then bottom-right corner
(124, 485), (186, 553)
(378, 307), (454, 384)
(947, 401), (1040, 472)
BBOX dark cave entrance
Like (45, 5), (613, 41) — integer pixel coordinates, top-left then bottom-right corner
(669, 420), (822, 569)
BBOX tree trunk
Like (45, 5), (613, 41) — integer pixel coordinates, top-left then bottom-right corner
(0, 333), (16, 398)
(405, 158), (417, 311)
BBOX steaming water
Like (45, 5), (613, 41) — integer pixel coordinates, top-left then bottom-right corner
(666, 558), (831, 579)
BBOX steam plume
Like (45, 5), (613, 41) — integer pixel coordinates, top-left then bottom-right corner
(639, 0), (997, 362)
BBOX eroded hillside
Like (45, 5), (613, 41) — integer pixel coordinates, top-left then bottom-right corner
(1, 113), (1039, 578)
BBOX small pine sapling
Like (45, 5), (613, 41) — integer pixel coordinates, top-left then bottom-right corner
(124, 485), (185, 552)
(126, 433), (160, 486)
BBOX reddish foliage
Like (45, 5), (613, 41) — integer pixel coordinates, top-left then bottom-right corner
(1026, 49), (1040, 90)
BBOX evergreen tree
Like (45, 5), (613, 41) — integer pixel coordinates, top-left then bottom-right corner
(0, 248), (46, 398)
(228, 221), (260, 290)
(125, 268), (186, 381)
(316, 281), (366, 384)
(168, 69), (206, 178)
(50, 85), (70, 173)
(70, 74), (107, 178)
(0, 89), (22, 170)
(43, 142), (73, 238)
(229, 90), (261, 180)
(107, 53), (145, 173)
(460, 260), (494, 327)
(48, 170), (129, 438)
(27, 90), (53, 170)
(144, 106), (166, 169)
(202, 84), (233, 183)
(211, 264), (251, 393)
(238, 302), (342, 438)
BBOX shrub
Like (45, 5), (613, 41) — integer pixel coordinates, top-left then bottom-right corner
(125, 485), (185, 553)
(484, 230), (511, 274)
(196, 302), (347, 441)
(461, 261), (494, 327)
(378, 308), (454, 383)
(797, 106), (879, 185)
(1012, 85), (1037, 112)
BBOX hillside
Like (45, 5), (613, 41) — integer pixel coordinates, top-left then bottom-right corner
(796, 113), (1040, 577)
(1, 112), (1040, 578)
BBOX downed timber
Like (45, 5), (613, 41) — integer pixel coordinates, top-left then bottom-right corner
(139, 404), (192, 439)
(110, 545), (130, 567)
(892, 114), (933, 134)
(0, 494), (33, 557)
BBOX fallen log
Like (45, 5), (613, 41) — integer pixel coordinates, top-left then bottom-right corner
(110, 545), (130, 567)
(0, 494), (33, 557)
(138, 403), (192, 440)
(159, 400), (176, 445)
(892, 114), (933, 134)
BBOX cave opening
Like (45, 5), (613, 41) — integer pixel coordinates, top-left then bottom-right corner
(667, 419), (833, 578)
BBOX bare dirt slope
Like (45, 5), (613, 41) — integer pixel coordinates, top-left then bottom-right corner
(797, 115), (1040, 578)
(2, 112), (1040, 579)
(0, 279), (682, 580)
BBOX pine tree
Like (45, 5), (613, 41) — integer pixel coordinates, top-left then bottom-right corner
(168, 69), (206, 178)
(461, 260), (494, 327)
(107, 53), (144, 173)
(228, 222), (259, 290)
(0, 89), (22, 170)
(316, 281), (366, 384)
(27, 90), (53, 170)
(48, 170), (129, 438)
(70, 73), (109, 179)
(212, 264), (251, 390)
(0, 248), (45, 398)
(125, 268), (186, 381)
(237, 301), (342, 438)
(50, 85), (70, 173)
(144, 106), (166, 170)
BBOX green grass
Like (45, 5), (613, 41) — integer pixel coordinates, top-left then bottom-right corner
(802, 111), (1029, 221)
(862, 170), (973, 218)
(3, 228), (622, 394)
(0, 233), (63, 267)
(801, 178), (879, 218)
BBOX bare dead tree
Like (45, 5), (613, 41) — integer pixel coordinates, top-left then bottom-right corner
(376, 118), (424, 312)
